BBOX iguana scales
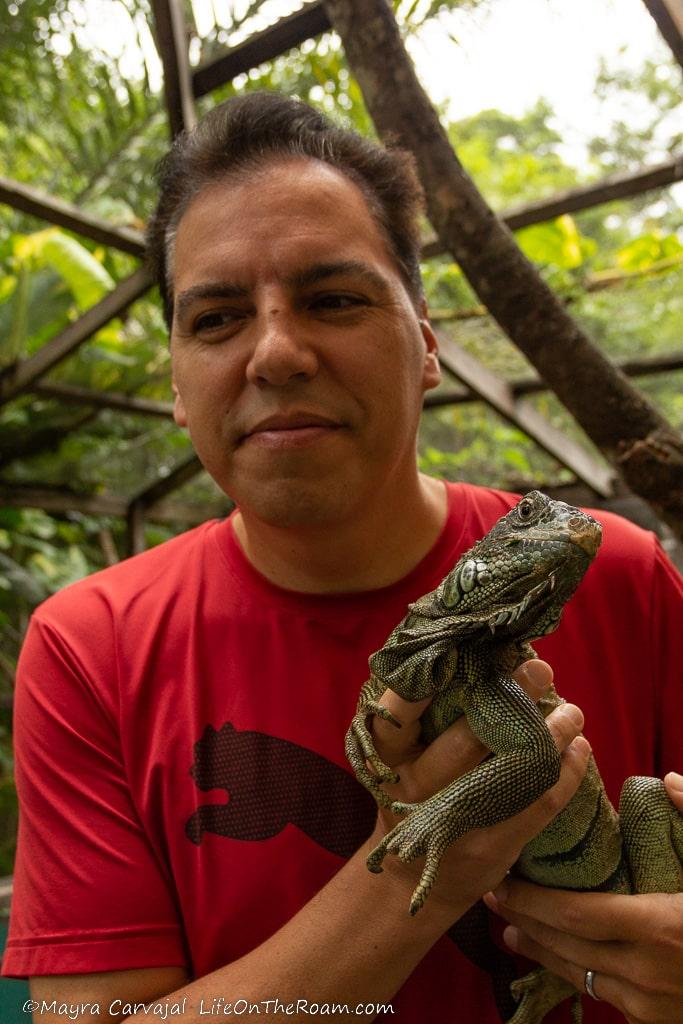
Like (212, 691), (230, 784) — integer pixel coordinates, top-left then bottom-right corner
(346, 490), (683, 1023)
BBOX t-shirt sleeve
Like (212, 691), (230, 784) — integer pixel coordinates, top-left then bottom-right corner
(651, 542), (683, 778)
(2, 610), (189, 978)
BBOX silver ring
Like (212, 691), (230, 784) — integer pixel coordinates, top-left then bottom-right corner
(584, 968), (601, 1001)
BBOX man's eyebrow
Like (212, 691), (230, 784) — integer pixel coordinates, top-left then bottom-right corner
(174, 283), (248, 319)
(284, 260), (391, 293)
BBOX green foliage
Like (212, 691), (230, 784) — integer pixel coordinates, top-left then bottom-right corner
(516, 216), (597, 271)
(0, 1), (681, 875)
(30, 229), (115, 307)
(615, 232), (683, 272)
(451, 100), (579, 206)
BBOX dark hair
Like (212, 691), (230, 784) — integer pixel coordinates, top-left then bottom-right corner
(146, 91), (425, 327)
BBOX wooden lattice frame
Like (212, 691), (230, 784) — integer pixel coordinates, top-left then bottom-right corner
(0, 0), (681, 555)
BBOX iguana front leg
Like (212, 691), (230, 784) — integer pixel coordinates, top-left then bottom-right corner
(345, 676), (403, 808)
(367, 674), (560, 914)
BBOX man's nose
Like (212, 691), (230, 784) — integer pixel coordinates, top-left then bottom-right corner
(245, 308), (318, 386)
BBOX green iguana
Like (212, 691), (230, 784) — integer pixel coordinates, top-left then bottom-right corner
(345, 490), (683, 1024)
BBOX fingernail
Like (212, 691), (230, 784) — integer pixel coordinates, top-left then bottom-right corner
(482, 892), (497, 911)
(519, 660), (552, 693)
(561, 704), (584, 729)
(503, 926), (519, 951)
(569, 735), (591, 758)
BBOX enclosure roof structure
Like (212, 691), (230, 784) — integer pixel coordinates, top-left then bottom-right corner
(1, 0), (682, 555)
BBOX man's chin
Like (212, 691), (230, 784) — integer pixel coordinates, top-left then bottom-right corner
(231, 478), (355, 530)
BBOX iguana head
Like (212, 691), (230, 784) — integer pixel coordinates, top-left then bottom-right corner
(435, 490), (602, 641)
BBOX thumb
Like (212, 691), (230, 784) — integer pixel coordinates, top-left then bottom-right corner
(371, 689), (432, 768)
(664, 771), (683, 811)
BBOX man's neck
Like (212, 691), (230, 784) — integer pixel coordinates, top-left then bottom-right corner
(232, 474), (448, 594)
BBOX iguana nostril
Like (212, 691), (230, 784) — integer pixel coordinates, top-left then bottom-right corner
(568, 516), (602, 558)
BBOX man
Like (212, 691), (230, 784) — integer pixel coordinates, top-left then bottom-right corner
(3, 93), (683, 1024)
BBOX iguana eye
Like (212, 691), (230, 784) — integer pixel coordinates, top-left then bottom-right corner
(518, 498), (534, 521)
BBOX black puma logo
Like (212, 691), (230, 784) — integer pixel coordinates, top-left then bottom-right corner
(185, 722), (375, 856)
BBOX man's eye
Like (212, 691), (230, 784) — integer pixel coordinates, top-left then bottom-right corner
(194, 310), (239, 333)
(311, 294), (365, 311)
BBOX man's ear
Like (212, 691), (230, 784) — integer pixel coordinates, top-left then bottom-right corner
(418, 300), (440, 391)
(172, 381), (188, 427)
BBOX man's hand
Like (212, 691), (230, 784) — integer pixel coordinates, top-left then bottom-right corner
(365, 660), (591, 915)
(483, 771), (683, 1024)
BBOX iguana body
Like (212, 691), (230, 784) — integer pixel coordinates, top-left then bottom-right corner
(346, 491), (683, 1023)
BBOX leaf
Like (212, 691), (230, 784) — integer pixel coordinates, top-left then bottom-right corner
(502, 447), (532, 473)
(38, 231), (115, 309)
(616, 233), (683, 272)
(11, 227), (114, 315)
(517, 216), (594, 270)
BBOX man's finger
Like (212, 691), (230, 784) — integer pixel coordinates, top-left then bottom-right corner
(487, 878), (677, 943)
(511, 659), (553, 698)
(544, 702), (584, 752)
(371, 689), (431, 767)
(664, 771), (683, 812)
(493, 903), (625, 974)
(409, 716), (488, 794)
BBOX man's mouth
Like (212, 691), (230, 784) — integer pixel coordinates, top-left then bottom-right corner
(240, 412), (344, 447)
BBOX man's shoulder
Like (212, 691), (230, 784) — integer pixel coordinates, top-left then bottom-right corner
(33, 518), (223, 627)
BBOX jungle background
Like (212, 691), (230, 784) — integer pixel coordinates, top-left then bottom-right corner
(0, 0), (681, 873)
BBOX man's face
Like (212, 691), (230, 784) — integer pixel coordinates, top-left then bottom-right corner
(170, 158), (440, 528)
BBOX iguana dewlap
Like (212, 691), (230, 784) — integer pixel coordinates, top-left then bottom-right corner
(345, 490), (683, 1024)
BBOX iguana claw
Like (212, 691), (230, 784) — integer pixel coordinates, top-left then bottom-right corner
(366, 814), (451, 914)
(344, 706), (401, 807)
(507, 968), (580, 1024)
(390, 799), (419, 815)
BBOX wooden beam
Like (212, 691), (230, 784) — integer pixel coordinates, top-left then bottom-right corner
(0, 266), (152, 406)
(0, 483), (228, 525)
(435, 331), (615, 496)
(641, 0), (683, 70)
(0, 176), (145, 257)
(126, 453), (203, 553)
(425, 349), (683, 409)
(150, 0), (197, 138)
(0, 484), (127, 517)
(422, 156), (683, 258)
(130, 453), (203, 508)
(33, 381), (174, 418)
(126, 499), (147, 556)
(193, 1), (332, 97)
(0, 411), (97, 469)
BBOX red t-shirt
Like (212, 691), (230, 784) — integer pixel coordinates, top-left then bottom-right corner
(3, 483), (682, 1024)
